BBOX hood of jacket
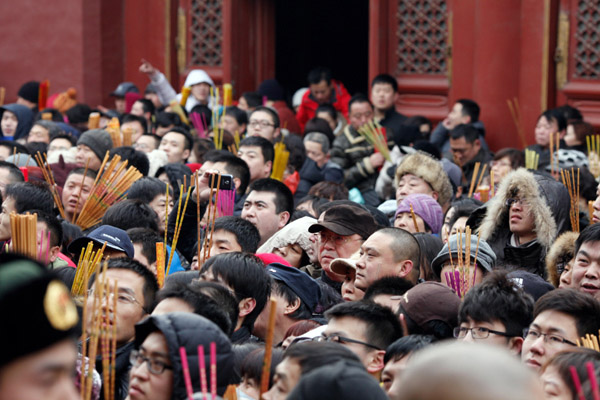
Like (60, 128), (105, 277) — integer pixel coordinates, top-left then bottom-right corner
(258, 216), (317, 257)
(545, 231), (578, 287)
(0, 103), (34, 139)
(134, 313), (234, 399)
(478, 168), (571, 254)
(184, 69), (215, 88)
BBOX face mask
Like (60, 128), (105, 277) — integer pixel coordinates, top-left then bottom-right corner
(236, 387), (257, 400)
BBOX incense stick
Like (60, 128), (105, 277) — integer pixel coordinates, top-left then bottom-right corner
(270, 142), (289, 181)
(260, 298), (277, 397)
(156, 242), (165, 288)
(180, 347), (194, 400)
(210, 342), (217, 400)
(409, 204), (419, 233)
(166, 185), (193, 276)
(570, 366), (586, 400)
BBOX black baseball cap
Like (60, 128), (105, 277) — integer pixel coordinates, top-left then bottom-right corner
(266, 263), (321, 313)
(68, 225), (134, 258)
(308, 204), (378, 240)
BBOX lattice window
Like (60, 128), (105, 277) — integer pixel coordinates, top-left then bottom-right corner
(574, 0), (600, 79)
(190, 0), (222, 66)
(396, 0), (447, 75)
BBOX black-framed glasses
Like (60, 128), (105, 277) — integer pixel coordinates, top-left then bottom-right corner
(315, 334), (382, 350)
(129, 349), (174, 375)
(317, 232), (362, 247)
(248, 119), (274, 128)
(522, 328), (578, 347)
(453, 326), (515, 340)
(87, 287), (145, 310)
(506, 197), (528, 208)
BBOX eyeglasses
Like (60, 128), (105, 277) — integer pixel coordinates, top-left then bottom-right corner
(317, 232), (361, 247)
(506, 197), (528, 208)
(314, 334), (382, 351)
(248, 120), (275, 128)
(522, 328), (578, 347)
(87, 287), (145, 309)
(129, 350), (174, 375)
(453, 326), (515, 340)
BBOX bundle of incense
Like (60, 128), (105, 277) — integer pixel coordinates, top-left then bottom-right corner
(166, 185), (193, 276)
(156, 242), (165, 288)
(223, 83), (233, 106)
(9, 212), (38, 259)
(468, 162), (486, 198)
(38, 80), (49, 111)
(577, 332), (600, 351)
(270, 142), (290, 182)
(34, 152), (66, 219)
(507, 97), (528, 148)
(445, 228), (480, 299)
(75, 154), (143, 230)
(107, 117), (121, 147)
(0, 87), (5, 106)
(259, 298), (278, 397)
(88, 112), (101, 129)
(41, 112), (53, 121)
(180, 87), (191, 107)
(122, 126), (133, 147)
(587, 135), (600, 158)
(71, 241), (106, 296)
(590, 201), (596, 224)
(217, 189), (236, 217)
(169, 100), (190, 126)
(409, 204), (419, 232)
(357, 120), (391, 161)
(190, 112), (207, 138)
(525, 149), (540, 170)
(561, 168), (581, 233)
(549, 132), (561, 177)
(200, 174), (223, 265)
(213, 126), (224, 150)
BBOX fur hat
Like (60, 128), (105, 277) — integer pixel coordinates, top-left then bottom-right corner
(395, 193), (443, 234)
(545, 231), (579, 287)
(395, 152), (453, 207)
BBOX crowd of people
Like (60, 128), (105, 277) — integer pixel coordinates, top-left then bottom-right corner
(2, 62), (600, 400)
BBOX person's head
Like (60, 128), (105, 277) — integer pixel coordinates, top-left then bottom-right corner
(16, 81), (39, 108)
(48, 134), (76, 158)
(370, 74), (398, 112)
(219, 106), (248, 135)
(28, 209), (63, 265)
(0, 182), (54, 241)
(315, 104), (338, 133)
(153, 282), (233, 335)
(307, 66), (334, 104)
(120, 113), (147, 143)
(75, 129), (113, 170)
(27, 120), (60, 144)
(445, 99), (480, 130)
(247, 106), (281, 142)
(263, 342), (361, 400)
(405, 115), (433, 138)
(309, 204), (378, 282)
(0, 161), (24, 198)
(127, 227), (162, 273)
(565, 120), (594, 147)
(394, 194), (443, 234)
(127, 176), (172, 234)
(303, 132), (330, 168)
(159, 127), (193, 163)
(521, 289), (600, 371)
(572, 223), (600, 300)
(237, 346), (284, 399)
(457, 271), (534, 354)
(381, 335), (435, 398)
(242, 178), (294, 245)
(101, 199), (159, 232)
(133, 134), (161, 153)
(154, 111), (181, 137)
(199, 252), (271, 331)
(238, 136), (274, 183)
(491, 148), (524, 185)
(154, 163), (192, 201)
(201, 149), (250, 195)
(204, 216), (260, 259)
(324, 300), (402, 374)
(394, 341), (544, 400)
(449, 123), (482, 166)
(395, 152), (453, 208)
(131, 99), (155, 122)
(0, 104), (34, 139)
(535, 109), (567, 147)
(348, 94), (374, 131)
(129, 312), (234, 400)
(308, 181), (349, 201)
(539, 348), (600, 400)
(86, 258), (159, 348)
(355, 227), (421, 291)
(108, 145), (150, 176)
(412, 233), (443, 282)
(238, 91), (262, 112)
(68, 225), (135, 260)
(363, 276), (414, 312)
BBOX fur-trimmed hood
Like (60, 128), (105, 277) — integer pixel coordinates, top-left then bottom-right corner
(545, 231), (578, 287)
(394, 152), (453, 207)
(478, 168), (571, 259)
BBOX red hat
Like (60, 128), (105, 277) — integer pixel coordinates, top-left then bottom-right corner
(255, 253), (291, 267)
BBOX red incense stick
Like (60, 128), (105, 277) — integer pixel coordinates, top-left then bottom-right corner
(587, 361), (600, 400)
(198, 345), (208, 400)
(179, 347), (194, 400)
(210, 342), (217, 400)
(570, 365), (585, 400)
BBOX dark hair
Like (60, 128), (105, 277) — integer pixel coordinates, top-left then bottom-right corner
(315, 280), (344, 314)
(556, 104), (583, 122)
(371, 73), (398, 92)
(542, 348), (600, 399)
(412, 233), (443, 282)
(534, 289), (600, 337)
(155, 111), (182, 128)
(127, 227), (161, 265)
(200, 252), (270, 329)
(539, 109), (567, 133)
(250, 106), (280, 129)
(404, 116), (432, 133)
(25, 209), (63, 248)
(363, 277), (414, 301)
(90, 257), (159, 313)
(348, 94), (372, 113)
(239, 347), (284, 389)
(108, 146), (150, 176)
(456, 99), (480, 123)
(49, 133), (77, 147)
(308, 181), (349, 201)
(459, 271), (534, 336)
(190, 280), (240, 335)
(383, 334), (435, 364)
(493, 148), (525, 169)
(32, 120), (62, 138)
(272, 280), (313, 320)
(192, 137), (215, 164)
(307, 66), (333, 85)
(239, 136), (275, 163)
(5, 182), (54, 214)
(0, 141), (29, 156)
(398, 305), (454, 340)
(569, 120), (595, 144)
(190, 104), (212, 127)
(447, 199), (484, 231)
(224, 106), (248, 127)
(155, 282), (233, 335)
(248, 178), (294, 216)
(304, 118), (334, 145)
(295, 195), (328, 217)
(60, 220), (82, 253)
(325, 301), (403, 350)
(285, 342), (360, 374)
(283, 134), (306, 173)
(580, 167), (598, 202)
(35, 108), (64, 122)
(154, 163), (192, 201)
(25, 142), (48, 156)
(66, 166), (98, 181)
(0, 161), (24, 183)
(128, 177), (170, 204)
(65, 104), (92, 124)
(283, 320), (322, 341)
(134, 99), (155, 116)
(203, 150), (251, 194)
(120, 113), (148, 132)
(575, 223), (600, 255)
(376, 228), (421, 283)
(315, 104), (337, 121)
(450, 124), (480, 143)
(213, 216), (260, 254)
(164, 127), (194, 151)
(241, 92), (263, 108)
(101, 199), (159, 232)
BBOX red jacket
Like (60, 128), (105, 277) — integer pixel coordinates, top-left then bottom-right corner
(296, 80), (351, 132)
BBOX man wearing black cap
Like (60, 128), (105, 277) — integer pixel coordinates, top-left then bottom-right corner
(0, 254), (79, 400)
(110, 82), (140, 115)
(309, 204), (378, 290)
(253, 263), (322, 345)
